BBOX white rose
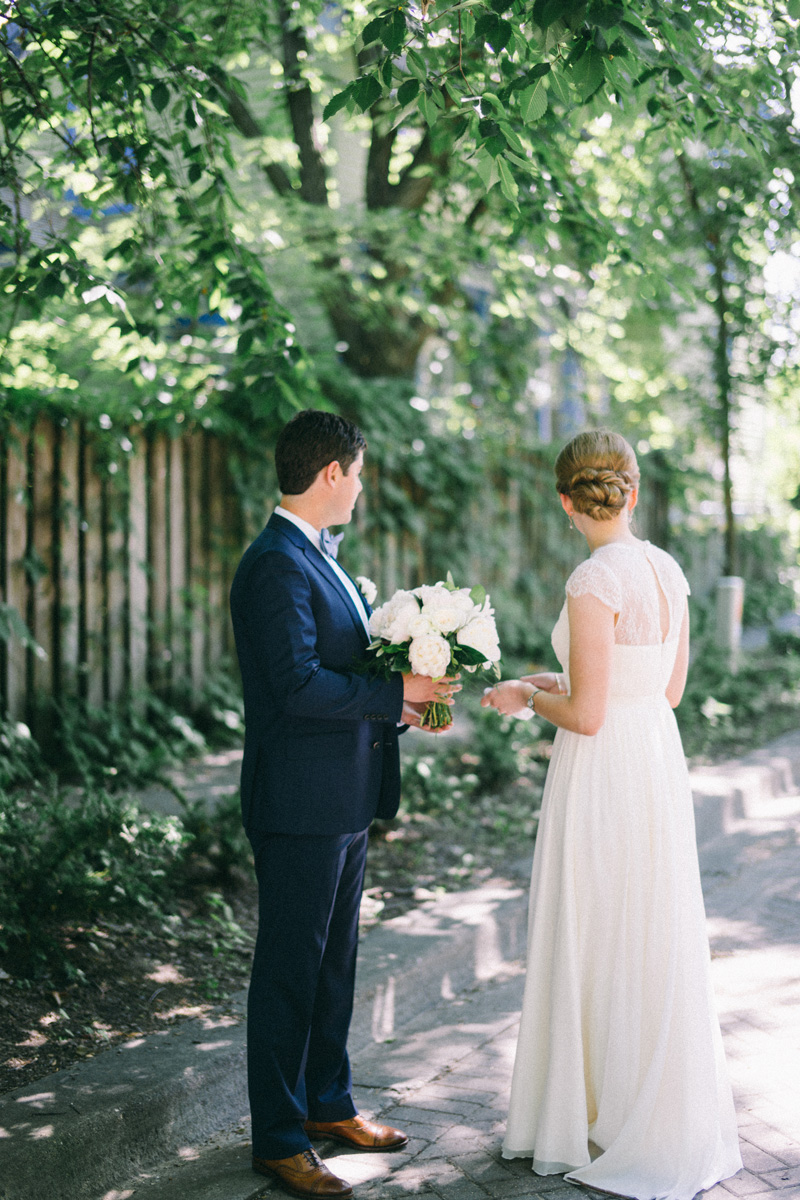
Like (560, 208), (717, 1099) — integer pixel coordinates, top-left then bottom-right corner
(408, 612), (436, 638)
(356, 576), (378, 606)
(420, 599), (467, 634)
(457, 616), (501, 663)
(385, 600), (422, 644)
(408, 633), (452, 678)
(414, 583), (450, 606)
(368, 603), (391, 639)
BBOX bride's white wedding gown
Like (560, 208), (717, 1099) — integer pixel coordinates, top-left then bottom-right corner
(502, 540), (741, 1200)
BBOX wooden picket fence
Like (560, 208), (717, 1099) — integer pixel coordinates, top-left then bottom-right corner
(0, 418), (243, 727)
(0, 416), (725, 733)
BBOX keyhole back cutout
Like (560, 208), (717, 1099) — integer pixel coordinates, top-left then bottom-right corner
(644, 550), (671, 643)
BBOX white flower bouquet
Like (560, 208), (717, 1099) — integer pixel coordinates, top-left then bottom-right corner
(364, 573), (501, 729)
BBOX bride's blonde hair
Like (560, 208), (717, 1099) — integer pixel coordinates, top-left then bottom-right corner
(555, 429), (639, 522)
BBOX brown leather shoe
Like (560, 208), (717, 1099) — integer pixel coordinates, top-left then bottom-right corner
(305, 1114), (409, 1152)
(252, 1148), (353, 1198)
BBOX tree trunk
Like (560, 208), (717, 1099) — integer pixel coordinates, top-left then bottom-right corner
(712, 250), (736, 577)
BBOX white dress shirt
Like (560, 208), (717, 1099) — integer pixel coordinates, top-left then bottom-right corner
(274, 507), (371, 637)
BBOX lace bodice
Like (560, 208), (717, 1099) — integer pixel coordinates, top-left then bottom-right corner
(552, 541), (690, 702)
(564, 541), (689, 645)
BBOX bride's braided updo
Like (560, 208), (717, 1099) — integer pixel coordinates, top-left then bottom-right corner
(555, 429), (639, 522)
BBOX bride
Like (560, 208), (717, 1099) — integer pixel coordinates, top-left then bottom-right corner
(481, 430), (741, 1200)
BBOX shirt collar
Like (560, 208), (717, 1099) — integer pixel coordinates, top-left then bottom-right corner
(274, 506), (322, 553)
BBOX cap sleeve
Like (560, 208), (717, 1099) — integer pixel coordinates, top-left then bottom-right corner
(565, 557), (623, 613)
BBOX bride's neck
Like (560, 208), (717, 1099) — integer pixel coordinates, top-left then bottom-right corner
(582, 517), (638, 554)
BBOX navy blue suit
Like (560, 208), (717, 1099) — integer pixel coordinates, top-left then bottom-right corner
(230, 513), (404, 1159)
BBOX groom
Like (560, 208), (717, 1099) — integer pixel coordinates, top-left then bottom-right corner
(230, 410), (454, 1199)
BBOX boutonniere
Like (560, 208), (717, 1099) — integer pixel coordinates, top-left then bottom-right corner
(355, 576), (378, 606)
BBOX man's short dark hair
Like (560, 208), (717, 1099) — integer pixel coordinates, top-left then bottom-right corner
(275, 410), (367, 495)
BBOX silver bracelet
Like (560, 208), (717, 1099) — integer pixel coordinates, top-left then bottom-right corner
(526, 687), (542, 713)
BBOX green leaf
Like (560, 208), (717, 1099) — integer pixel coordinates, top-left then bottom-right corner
(482, 91), (506, 115)
(152, 82), (170, 113)
(497, 156), (519, 207)
(188, 163), (203, 183)
(353, 74), (382, 111)
(619, 19), (659, 63)
(571, 45), (605, 100)
(469, 584), (486, 606)
(382, 56), (394, 88)
(406, 49), (427, 80)
(520, 79), (548, 122)
(548, 67), (574, 105)
(419, 91), (439, 126)
(589, 1), (624, 28)
(383, 8), (407, 53)
(397, 78), (420, 106)
(445, 571), (456, 588)
(474, 149), (500, 190)
(323, 83), (355, 120)
(533, 0), (584, 29)
(361, 15), (386, 45)
(237, 329), (254, 356)
(475, 13), (513, 50)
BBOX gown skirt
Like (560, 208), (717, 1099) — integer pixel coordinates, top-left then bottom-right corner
(501, 670), (742, 1200)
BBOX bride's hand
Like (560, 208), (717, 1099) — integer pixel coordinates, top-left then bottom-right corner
(481, 680), (530, 715)
(521, 671), (563, 694)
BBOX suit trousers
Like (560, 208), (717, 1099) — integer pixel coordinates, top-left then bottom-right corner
(246, 827), (369, 1159)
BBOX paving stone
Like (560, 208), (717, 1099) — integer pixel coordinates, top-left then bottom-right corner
(741, 1130), (800, 1167)
(384, 1106), (460, 1129)
(739, 1143), (791, 1174)
(721, 1171), (778, 1196)
(422, 1085), (503, 1106)
(404, 1096), (496, 1118)
(433, 1181), (491, 1200)
(756, 1167), (800, 1189)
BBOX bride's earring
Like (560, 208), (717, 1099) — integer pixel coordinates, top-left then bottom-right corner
(568, 516), (574, 530)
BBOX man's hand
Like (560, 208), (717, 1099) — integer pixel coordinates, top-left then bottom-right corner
(402, 700), (453, 733)
(402, 671), (461, 704)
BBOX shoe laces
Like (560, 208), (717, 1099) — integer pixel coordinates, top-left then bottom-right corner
(301, 1148), (324, 1170)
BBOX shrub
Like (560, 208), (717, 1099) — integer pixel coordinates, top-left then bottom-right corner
(0, 786), (191, 978)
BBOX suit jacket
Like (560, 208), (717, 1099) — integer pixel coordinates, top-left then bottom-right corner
(229, 513), (405, 835)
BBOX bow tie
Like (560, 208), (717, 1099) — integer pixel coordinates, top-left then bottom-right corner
(320, 528), (344, 559)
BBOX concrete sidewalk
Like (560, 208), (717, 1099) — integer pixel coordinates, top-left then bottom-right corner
(3, 730), (800, 1200)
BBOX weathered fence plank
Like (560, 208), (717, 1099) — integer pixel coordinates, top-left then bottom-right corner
(31, 419), (56, 714)
(5, 429), (29, 722)
(128, 436), (149, 700)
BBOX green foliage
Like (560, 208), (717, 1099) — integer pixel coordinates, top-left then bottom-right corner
(0, 785), (190, 977)
(178, 791), (251, 889)
(33, 667), (244, 792)
(677, 637), (800, 761)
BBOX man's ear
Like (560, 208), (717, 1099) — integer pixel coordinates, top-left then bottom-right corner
(322, 460), (341, 487)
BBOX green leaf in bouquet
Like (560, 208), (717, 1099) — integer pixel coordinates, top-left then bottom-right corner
(445, 571), (456, 589)
(454, 645), (490, 667)
(469, 584), (487, 606)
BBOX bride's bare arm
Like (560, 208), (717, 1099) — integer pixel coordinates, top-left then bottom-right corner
(520, 671), (564, 693)
(481, 594), (614, 735)
(665, 600), (690, 708)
